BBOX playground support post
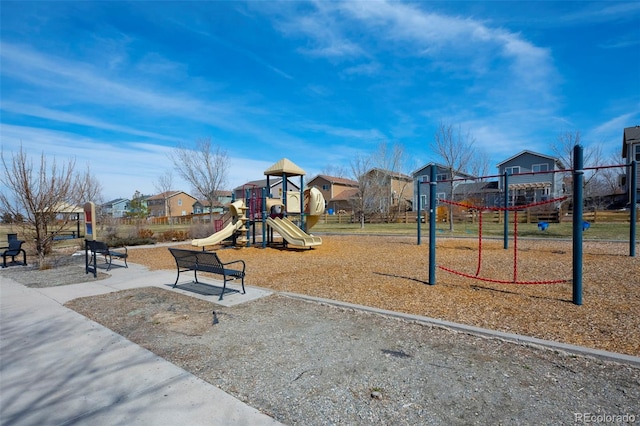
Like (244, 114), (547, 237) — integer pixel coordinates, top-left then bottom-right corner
(630, 160), (637, 257)
(572, 145), (584, 306)
(262, 187), (267, 249)
(244, 189), (251, 247)
(428, 166), (436, 285)
(503, 171), (509, 250)
(416, 181), (421, 245)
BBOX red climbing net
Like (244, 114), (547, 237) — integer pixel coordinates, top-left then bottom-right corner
(437, 196), (569, 285)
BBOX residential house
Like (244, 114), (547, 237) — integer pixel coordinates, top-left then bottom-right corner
(364, 168), (413, 213)
(233, 178), (300, 201)
(622, 125), (640, 204)
(412, 163), (477, 210)
(147, 191), (197, 218)
(193, 190), (233, 214)
(496, 150), (565, 206)
(307, 175), (359, 213)
(101, 198), (130, 218)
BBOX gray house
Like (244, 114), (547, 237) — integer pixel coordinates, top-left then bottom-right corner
(496, 151), (565, 206)
(412, 163), (476, 209)
(101, 198), (130, 218)
(622, 125), (640, 203)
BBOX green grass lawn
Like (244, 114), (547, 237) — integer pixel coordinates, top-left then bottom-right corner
(312, 221), (636, 241)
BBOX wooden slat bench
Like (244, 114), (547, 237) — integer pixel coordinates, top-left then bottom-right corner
(86, 240), (128, 271)
(168, 248), (246, 301)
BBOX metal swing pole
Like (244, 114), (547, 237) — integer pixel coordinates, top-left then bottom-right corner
(417, 180), (421, 245)
(629, 160), (637, 257)
(428, 166), (436, 285)
(572, 145), (584, 306)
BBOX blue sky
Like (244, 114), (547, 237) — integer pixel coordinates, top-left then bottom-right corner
(1, 1), (639, 201)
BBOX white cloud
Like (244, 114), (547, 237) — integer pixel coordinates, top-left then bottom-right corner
(0, 41), (261, 133)
(0, 124), (296, 202)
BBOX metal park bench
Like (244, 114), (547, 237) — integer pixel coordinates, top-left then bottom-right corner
(168, 248), (246, 301)
(1, 240), (27, 268)
(86, 240), (128, 271)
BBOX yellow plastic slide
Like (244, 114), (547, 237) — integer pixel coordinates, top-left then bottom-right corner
(266, 216), (322, 247)
(191, 219), (245, 247)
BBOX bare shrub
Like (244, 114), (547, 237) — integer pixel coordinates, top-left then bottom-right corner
(189, 222), (214, 239)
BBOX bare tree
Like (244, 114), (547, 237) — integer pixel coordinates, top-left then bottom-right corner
(374, 142), (411, 222)
(321, 165), (349, 178)
(154, 170), (174, 226)
(0, 145), (85, 265)
(552, 131), (606, 199)
(171, 138), (229, 223)
(468, 149), (491, 177)
(76, 163), (104, 205)
(349, 152), (375, 229)
(430, 122), (476, 231)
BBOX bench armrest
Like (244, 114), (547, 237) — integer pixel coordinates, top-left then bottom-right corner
(221, 258), (245, 272)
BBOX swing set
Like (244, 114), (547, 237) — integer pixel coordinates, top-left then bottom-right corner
(416, 146), (638, 306)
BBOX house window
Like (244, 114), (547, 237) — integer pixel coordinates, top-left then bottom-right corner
(420, 195), (427, 208)
(322, 184), (330, 191)
(436, 173), (447, 182)
(532, 163), (549, 172)
(436, 192), (446, 204)
(505, 166), (520, 175)
(635, 145), (640, 161)
(177, 199), (182, 206)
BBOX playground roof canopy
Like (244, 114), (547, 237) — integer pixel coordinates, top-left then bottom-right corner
(264, 158), (306, 177)
(39, 202), (83, 214)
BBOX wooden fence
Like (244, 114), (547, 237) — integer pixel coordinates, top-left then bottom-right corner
(318, 209), (637, 225)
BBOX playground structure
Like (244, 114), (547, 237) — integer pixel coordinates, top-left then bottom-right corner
(416, 146), (638, 306)
(192, 158), (325, 249)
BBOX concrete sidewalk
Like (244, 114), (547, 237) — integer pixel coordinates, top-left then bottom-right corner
(0, 264), (281, 425)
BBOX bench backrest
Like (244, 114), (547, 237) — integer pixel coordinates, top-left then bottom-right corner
(194, 251), (225, 272)
(4, 240), (24, 255)
(87, 240), (109, 254)
(169, 248), (225, 272)
(169, 248), (199, 269)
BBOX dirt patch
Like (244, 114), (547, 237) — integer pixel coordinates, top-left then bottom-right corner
(124, 235), (639, 356)
(0, 253), (109, 287)
(65, 287), (640, 425)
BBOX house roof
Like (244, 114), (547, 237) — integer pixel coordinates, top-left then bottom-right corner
(622, 125), (640, 158)
(194, 199), (224, 208)
(366, 168), (412, 181)
(308, 174), (358, 187)
(264, 158), (306, 176)
(146, 191), (196, 200)
(146, 191), (179, 200)
(102, 198), (129, 207)
(411, 162), (476, 179)
(496, 150), (564, 169)
(41, 202), (84, 214)
(456, 181), (500, 193)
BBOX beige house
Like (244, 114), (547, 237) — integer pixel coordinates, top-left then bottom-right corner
(147, 191), (197, 218)
(365, 168), (414, 213)
(307, 175), (359, 213)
